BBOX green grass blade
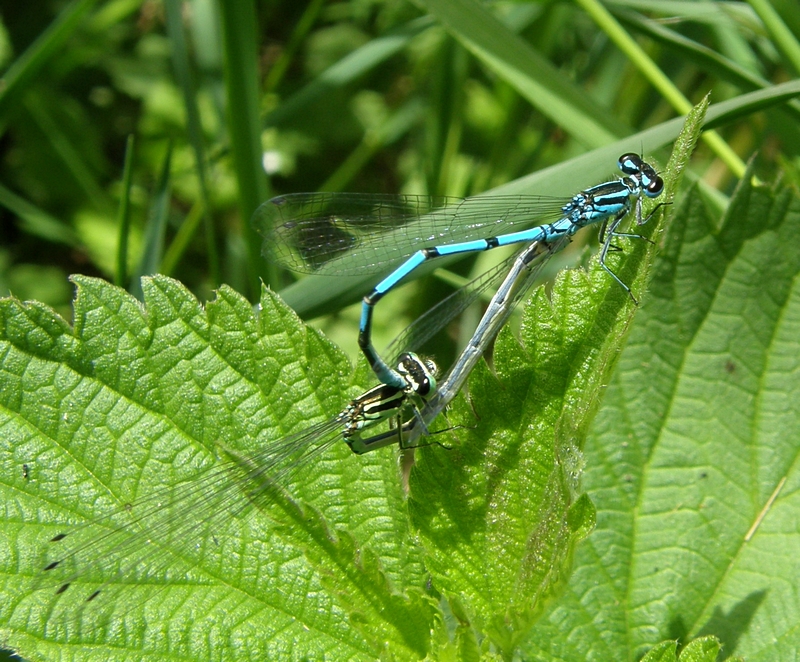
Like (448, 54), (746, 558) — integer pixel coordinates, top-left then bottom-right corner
(576, 0), (746, 178)
(280, 81), (800, 320)
(218, 0), (272, 297)
(114, 134), (135, 288)
(164, 0), (219, 287)
(616, 6), (800, 126)
(606, 0), (760, 31)
(0, 184), (81, 247)
(318, 98), (425, 193)
(417, 0), (623, 148)
(747, 0), (800, 76)
(24, 93), (112, 212)
(160, 200), (205, 277)
(264, 17), (434, 128)
(129, 143), (172, 299)
(0, 0), (100, 126)
(701, 78), (800, 130)
(262, 0), (327, 94)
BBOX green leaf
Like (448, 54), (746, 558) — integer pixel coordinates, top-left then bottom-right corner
(636, 636), (732, 662)
(641, 640), (679, 662)
(678, 636), (721, 662)
(523, 159), (800, 657)
(0, 276), (437, 661)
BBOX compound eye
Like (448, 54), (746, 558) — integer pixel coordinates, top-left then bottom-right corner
(424, 358), (439, 377)
(646, 175), (664, 198)
(618, 153), (642, 174)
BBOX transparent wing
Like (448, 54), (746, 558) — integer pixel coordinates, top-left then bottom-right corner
(24, 415), (346, 632)
(385, 251), (523, 362)
(254, 193), (569, 276)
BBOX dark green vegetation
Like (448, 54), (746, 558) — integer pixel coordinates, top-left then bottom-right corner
(1, 1), (800, 660)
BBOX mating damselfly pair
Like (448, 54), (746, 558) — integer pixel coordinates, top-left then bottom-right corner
(22, 153), (664, 634)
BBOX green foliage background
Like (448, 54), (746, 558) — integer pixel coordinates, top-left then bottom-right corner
(1, 1), (800, 660)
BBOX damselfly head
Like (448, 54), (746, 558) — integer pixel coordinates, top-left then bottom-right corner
(396, 352), (438, 397)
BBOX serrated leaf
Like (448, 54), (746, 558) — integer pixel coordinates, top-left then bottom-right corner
(0, 276), (436, 661)
(678, 636), (721, 662)
(523, 165), (800, 659)
(641, 640), (678, 662)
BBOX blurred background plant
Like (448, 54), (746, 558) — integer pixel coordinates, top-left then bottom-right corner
(0, 0), (798, 362)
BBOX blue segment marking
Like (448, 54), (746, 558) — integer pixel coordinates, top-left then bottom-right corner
(356, 154), (664, 387)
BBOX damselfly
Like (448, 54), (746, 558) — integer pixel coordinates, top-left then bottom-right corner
(255, 154), (664, 389)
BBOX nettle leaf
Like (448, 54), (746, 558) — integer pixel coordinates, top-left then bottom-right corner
(638, 637), (724, 662)
(523, 167), (800, 659)
(0, 276), (436, 661)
